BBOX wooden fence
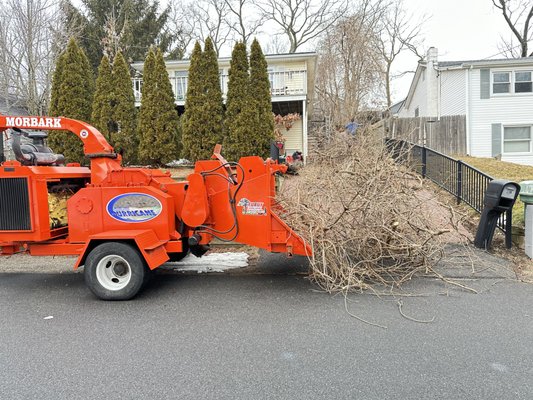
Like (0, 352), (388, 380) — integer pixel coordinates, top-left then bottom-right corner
(385, 115), (467, 155)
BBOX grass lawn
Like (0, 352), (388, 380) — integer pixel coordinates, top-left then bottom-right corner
(454, 155), (533, 226)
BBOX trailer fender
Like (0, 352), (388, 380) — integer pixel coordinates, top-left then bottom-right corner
(74, 230), (169, 270)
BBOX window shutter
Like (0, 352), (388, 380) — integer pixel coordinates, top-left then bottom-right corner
(492, 123), (502, 157)
(480, 69), (490, 99)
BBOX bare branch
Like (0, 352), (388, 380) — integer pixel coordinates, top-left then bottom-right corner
(314, 2), (385, 125)
(258, 0), (349, 53)
(166, 1), (197, 59)
(223, 0), (264, 45)
(188, 0), (232, 56)
(493, 0), (533, 57)
(0, 0), (69, 115)
(376, 0), (428, 107)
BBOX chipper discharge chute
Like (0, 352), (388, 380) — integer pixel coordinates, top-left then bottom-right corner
(0, 115), (311, 300)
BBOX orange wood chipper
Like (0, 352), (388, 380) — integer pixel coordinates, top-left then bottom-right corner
(0, 115), (310, 300)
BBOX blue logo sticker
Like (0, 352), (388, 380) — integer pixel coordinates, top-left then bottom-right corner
(106, 193), (162, 223)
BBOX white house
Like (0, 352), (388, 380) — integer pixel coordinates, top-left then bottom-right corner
(131, 52), (317, 160)
(399, 47), (533, 165)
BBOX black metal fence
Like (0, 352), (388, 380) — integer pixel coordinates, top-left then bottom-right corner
(386, 139), (511, 240)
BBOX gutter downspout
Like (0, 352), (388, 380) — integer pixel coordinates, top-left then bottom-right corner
(465, 64), (472, 155)
(302, 99), (308, 162)
(437, 68), (441, 120)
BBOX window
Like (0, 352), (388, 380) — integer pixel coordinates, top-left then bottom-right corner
(414, 107), (419, 117)
(493, 72), (510, 93)
(269, 67), (285, 95)
(174, 70), (188, 100)
(503, 126), (531, 153)
(515, 71), (532, 93)
(492, 70), (533, 94)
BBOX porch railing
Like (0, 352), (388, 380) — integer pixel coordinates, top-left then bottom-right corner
(132, 70), (307, 103)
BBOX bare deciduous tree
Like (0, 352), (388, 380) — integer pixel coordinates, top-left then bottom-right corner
(315, 2), (384, 126)
(101, 8), (129, 61)
(258, 0), (348, 53)
(188, 0), (232, 56)
(224, 0), (264, 45)
(264, 34), (288, 54)
(166, 2), (197, 59)
(378, 0), (427, 108)
(493, 0), (533, 57)
(0, 0), (64, 114)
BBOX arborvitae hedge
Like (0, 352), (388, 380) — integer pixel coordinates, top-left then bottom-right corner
(91, 55), (114, 142)
(48, 38), (94, 164)
(181, 41), (204, 161)
(112, 52), (138, 164)
(224, 42), (257, 161)
(137, 47), (157, 163)
(182, 38), (225, 162)
(201, 38), (225, 159)
(138, 47), (179, 165)
(250, 39), (274, 158)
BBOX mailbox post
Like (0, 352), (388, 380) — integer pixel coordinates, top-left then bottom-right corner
(474, 180), (520, 250)
(519, 181), (533, 258)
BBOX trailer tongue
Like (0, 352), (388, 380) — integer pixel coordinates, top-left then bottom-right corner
(0, 115), (310, 300)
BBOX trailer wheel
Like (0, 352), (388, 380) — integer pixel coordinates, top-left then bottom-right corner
(84, 242), (147, 300)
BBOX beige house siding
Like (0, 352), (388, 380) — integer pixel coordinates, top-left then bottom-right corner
(282, 120), (303, 154)
(132, 52), (316, 158)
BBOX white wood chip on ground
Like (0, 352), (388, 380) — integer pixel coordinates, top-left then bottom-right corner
(167, 252), (249, 273)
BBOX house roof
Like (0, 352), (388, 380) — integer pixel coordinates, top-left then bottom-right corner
(438, 57), (533, 68)
(389, 99), (404, 115)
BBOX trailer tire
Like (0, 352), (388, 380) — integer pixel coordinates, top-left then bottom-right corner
(84, 242), (147, 301)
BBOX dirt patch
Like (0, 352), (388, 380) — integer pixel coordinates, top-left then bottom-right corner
(415, 182), (473, 244)
(166, 167), (194, 180)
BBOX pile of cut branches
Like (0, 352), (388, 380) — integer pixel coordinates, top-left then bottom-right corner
(278, 131), (450, 292)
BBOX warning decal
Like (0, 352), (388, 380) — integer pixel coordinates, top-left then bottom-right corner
(237, 198), (267, 216)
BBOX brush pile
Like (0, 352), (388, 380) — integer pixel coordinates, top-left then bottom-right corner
(278, 131), (450, 292)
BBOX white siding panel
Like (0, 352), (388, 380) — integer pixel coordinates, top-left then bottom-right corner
(440, 69), (466, 115)
(283, 120), (303, 154)
(278, 61), (306, 71)
(399, 71), (427, 117)
(469, 67), (533, 166)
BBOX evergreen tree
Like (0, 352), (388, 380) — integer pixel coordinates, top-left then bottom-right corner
(112, 52), (138, 164)
(138, 47), (179, 165)
(64, 0), (173, 71)
(91, 55), (114, 142)
(49, 49), (65, 115)
(154, 47), (180, 160)
(250, 39), (274, 158)
(181, 41), (203, 161)
(80, 46), (95, 98)
(201, 38), (225, 158)
(224, 42), (256, 161)
(182, 38), (225, 162)
(48, 38), (94, 164)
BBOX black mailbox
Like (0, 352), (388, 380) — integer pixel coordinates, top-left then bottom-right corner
(474, 179), (520, 249)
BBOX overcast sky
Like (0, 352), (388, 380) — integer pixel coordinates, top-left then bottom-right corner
(72, 0), (515, 104)
(391, 0), (511, 102)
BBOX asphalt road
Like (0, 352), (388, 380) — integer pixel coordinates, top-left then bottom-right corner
(0, 257), (532, 400)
